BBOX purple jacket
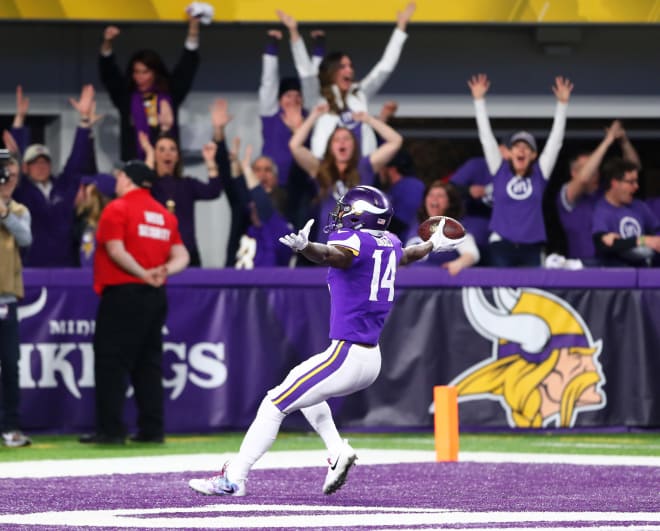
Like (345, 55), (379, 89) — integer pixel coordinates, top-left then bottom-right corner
(13, 127), (94, 267)
(150, 172), (223, 265)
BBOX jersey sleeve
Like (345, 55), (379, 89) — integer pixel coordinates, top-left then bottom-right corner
(327, 231), (362, 256)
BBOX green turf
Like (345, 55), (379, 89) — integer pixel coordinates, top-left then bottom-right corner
(1, 431), (659, 462)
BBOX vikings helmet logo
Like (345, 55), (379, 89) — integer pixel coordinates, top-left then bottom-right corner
(451, 287), (606, 428)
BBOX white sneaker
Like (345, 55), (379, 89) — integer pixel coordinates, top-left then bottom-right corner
(188, 462), (246, 497)
(2, 431), (31, 448)
(322, 439), (357, 495)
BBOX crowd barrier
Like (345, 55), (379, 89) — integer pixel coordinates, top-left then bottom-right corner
(18, 267), (660, 433)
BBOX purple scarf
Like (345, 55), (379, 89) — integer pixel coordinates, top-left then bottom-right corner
(130, 89), (174, 160)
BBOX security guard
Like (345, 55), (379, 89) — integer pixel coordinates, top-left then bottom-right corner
(80, 160), (189, 444)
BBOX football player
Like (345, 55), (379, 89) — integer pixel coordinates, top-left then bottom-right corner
(189, 185), (463, 497)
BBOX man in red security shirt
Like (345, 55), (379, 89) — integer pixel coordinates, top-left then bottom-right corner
(81, 160), (189, 445)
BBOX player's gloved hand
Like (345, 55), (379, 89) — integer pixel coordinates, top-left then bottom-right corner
(279, 219), (314, 251)
(430, 218), (466, 253)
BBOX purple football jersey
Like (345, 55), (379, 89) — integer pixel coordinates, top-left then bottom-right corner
(326, 229), (403, 345)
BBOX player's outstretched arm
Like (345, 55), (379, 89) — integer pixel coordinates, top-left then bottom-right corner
(279, 219), (354, 268)
(400, 218), (466, 265)
(400, 240), (433, 265)
(302, 242), (354, 268)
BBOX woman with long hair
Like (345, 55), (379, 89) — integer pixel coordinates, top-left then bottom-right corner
(289, 103), (402, 243)
(74, 174), (115, 268)
(139, 99), (231, 266)
(98, 13), (202, 161)
(280, 3), (415, 159)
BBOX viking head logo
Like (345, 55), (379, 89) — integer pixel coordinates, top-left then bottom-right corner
(452, 287), (606, 428)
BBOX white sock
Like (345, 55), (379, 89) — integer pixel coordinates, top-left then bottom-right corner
(228, 397), (286, 481)
(301, 401), (344, 459)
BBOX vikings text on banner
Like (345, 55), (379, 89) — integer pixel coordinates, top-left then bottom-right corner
(17, 268), (660, 433)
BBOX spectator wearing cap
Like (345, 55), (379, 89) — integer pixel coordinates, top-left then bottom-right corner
(377, 148), (424, 243)
(592, 158), (660, 267)
(11, 85), (98, 267)
(468, 73), (573, 267)
(98, 10), (203, 161)
(74, 173), (116, 268)
(557, 120), (641, 264)
(278, 4), (415, 159)
(140, 100), (229, 267)
(81, 160), (189, 445)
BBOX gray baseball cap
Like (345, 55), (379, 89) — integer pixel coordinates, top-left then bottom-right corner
(508, 131), (537, 152)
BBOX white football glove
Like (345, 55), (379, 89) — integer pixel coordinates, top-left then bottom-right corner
(429, 218), (466, 253)
(279, 219), (315, 251)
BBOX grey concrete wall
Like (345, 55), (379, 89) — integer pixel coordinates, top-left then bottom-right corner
(2, 22), (660, 95)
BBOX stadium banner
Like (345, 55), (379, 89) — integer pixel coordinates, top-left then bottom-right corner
(17, 268), (660, 433)
(1, 0), (660, 23)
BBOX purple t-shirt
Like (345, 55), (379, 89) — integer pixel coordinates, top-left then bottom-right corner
(646, 197), (660, 221)
(490, 161), (548, 244)
(316, 156), (375, 243)
(388, 176), (425, 242)
(450, 157), (493, 247)
(592, 198), (660, 238)
(326, 229), (403, 345)
(556, 184), (602, 260)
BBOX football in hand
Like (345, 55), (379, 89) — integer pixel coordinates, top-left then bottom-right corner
(417, 216), (466, 242)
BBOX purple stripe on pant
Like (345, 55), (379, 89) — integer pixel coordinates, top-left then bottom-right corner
(271, 341), (351, 412)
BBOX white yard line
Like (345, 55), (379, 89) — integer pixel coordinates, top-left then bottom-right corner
(1, 449), (659, 479)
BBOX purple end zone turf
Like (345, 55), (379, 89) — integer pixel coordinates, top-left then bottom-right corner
(1, 462), (659, 529)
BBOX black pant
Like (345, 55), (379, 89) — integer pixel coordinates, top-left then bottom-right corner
(93, 284), (167, 438)
(0, 303), (20, 432)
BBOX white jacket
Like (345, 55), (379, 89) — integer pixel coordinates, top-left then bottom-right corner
(291, 28), (408, 158)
